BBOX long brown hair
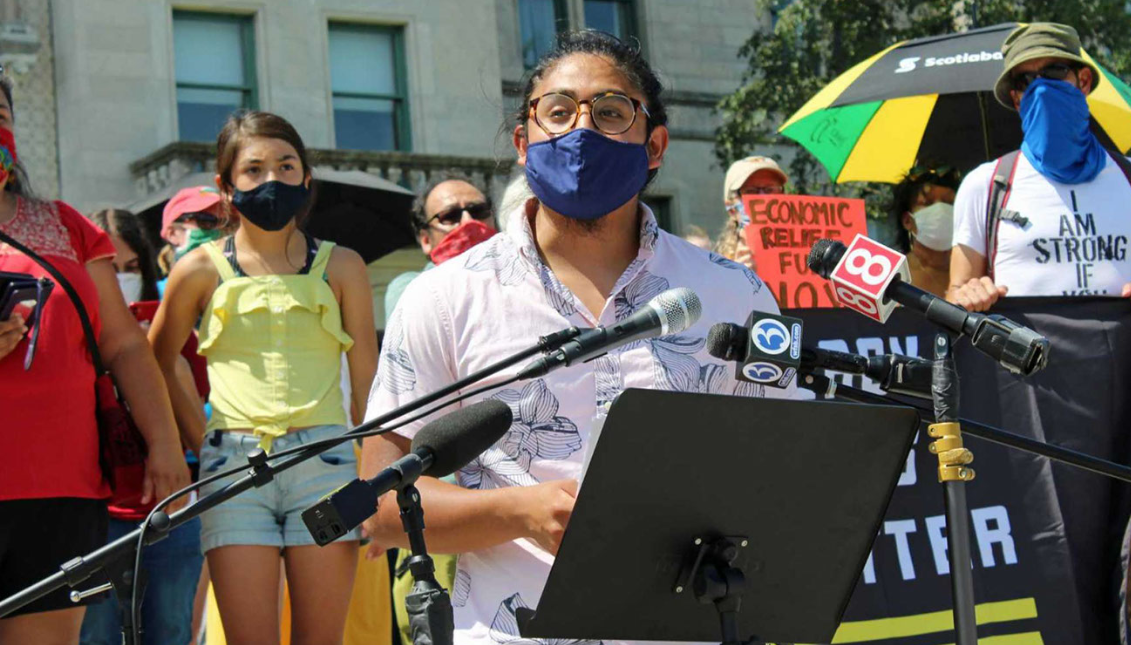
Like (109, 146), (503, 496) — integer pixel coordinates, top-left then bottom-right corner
(214, 110), (315, 229)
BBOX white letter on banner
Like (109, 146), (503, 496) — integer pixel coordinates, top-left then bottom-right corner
(887, 335), (920, 357)
(925, 514), (950, 575)
(971, 506), (1018, 567)
(885, 519), (918, 580)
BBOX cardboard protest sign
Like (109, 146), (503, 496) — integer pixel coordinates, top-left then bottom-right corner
(743, 194), (868, 308)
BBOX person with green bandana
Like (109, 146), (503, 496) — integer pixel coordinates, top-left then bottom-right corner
(157, 186), (229, 296)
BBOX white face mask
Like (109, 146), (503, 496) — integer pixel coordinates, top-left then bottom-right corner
(910, 201), (954, 251)
(116, 272), (143, 304)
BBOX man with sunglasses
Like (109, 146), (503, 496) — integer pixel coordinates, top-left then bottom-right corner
(383, 173), (496, 327)
(949, 23), (1131, 311)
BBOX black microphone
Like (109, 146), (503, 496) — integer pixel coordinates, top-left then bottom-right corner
(518, 287), (702, 380)
(302, 399), (513, 546)
(705, 311), (802, 388)
(807, 238), (1049, 376)
(799, 347), (933, 400)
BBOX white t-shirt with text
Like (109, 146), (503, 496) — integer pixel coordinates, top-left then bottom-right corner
(952, 153), (1131, 296)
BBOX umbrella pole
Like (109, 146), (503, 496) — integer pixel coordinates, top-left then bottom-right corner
(978, 92), (992, 162)
(930, 333), (979, 644)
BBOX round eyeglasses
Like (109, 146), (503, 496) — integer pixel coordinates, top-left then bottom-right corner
(528, 91), (651, 136)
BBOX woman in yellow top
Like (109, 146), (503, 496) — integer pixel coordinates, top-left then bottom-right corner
(150, 110), (378, 645)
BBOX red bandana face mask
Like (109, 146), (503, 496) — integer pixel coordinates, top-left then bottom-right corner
(0, 128), (16, 187)
(429, 220), (497, 265)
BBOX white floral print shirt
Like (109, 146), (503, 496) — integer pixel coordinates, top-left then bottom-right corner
(366, 204), (794, 645)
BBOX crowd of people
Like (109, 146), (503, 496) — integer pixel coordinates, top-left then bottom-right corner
(0, 20), (1129, 645)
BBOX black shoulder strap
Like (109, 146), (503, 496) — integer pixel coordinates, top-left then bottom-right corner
(985, 150), (1021, 282)
(223, 233), (319, 277)
(0, 225), (106, 375)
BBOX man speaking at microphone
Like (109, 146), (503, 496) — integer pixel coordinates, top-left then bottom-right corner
(361, 32), (793, 645)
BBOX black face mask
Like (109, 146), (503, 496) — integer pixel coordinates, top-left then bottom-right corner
(231, 180), (310, 231)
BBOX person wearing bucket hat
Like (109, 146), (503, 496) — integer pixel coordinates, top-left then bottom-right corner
(949, 22), (1131, 311)
(716, 155), (789, 272)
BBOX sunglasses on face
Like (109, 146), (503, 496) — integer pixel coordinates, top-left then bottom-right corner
(427, 202), (493, 228)
(176, 211), (221, 230)
(1010, 62), (1079, 93)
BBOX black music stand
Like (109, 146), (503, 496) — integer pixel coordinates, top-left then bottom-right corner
(517, 388), (919, 644)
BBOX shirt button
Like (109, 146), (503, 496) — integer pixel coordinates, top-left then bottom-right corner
(272, 306), (283, 314)
(275, 339), (284, 347)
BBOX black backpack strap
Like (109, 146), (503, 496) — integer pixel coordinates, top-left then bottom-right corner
(0, 225), (106, 375)
(985, 150), (1021, 282)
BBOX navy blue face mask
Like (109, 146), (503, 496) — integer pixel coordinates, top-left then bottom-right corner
(231, 180), (310, 231)
(524, 128), (650, 220)
(1019, 77), (1107, 184)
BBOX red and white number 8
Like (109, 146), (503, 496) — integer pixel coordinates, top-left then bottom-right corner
(835, 286), (878, 314)
(843, 248), (893, 287)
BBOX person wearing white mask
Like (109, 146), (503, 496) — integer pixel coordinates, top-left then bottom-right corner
(90, 209), (161, 304)
(891, 165), (962, 297)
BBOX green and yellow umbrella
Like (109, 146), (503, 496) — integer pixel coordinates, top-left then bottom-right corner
(780, 23), (1131, 183)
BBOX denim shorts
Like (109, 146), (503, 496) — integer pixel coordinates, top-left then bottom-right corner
(197, 424), (362, 553)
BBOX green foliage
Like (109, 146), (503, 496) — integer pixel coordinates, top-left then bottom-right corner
(715, 0), (1131, 201)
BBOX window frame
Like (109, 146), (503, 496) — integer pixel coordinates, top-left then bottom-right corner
(582, 0), (638, 42)
(171, 9), (259, 140)
(327, 21), (412, 152)
(518, 0), (570, 70)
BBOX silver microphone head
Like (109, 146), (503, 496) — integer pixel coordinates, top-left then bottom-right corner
(649, 287), (702, 336)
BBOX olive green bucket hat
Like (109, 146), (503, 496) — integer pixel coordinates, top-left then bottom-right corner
(993, 22), (1100, 110)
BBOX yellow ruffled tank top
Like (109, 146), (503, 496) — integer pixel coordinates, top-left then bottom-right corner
(198, 237), (354, 450)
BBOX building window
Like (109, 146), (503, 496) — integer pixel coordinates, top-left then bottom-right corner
(173, 11), (257, 142)
(519, 0), (567, 69)
(583, 0), (637, 41)
(328, 23), (411, 151)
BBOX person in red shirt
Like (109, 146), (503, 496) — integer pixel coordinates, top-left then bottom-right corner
(0, 77), (189, 644)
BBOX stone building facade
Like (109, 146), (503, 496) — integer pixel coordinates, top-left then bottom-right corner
(5, 0), (765, 322)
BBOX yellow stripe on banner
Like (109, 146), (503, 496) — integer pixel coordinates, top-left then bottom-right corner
(1080, 49), (1131, 153)
(779, 42), (905, 130)
(830, 598), (1038, 643)
(943, 632), (1044, 645)
(835, 94), (938, 184)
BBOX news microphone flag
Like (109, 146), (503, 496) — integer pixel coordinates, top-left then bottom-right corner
(706, 312), (802, 388)
(826, 234), (910, 323)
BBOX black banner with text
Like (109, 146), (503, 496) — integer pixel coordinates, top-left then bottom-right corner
(785, 297), (1131, 644)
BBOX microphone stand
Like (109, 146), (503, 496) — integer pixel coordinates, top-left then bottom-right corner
(0, 328), (583, 642)
(929, 333), (978, 645)
(399, 483), (454, 645)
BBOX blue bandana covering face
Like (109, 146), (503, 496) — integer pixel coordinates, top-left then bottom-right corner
(524, 128), (649, 220)
(1019, 77), (1107, 184)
